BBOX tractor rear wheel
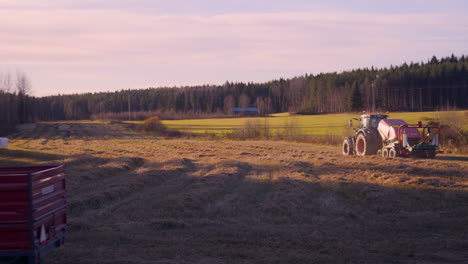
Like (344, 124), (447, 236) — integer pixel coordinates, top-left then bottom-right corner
(342, 137), (354, 155)
(355, 133), (374, 156)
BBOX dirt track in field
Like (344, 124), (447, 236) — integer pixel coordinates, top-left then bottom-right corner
(2, 122), (468, 264)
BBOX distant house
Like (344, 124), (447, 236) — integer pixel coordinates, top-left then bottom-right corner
(232, 107), (259, 116)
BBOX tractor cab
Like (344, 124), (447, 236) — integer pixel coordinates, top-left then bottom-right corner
(349, 114), (388, 131)
(360, 114), (388, 129)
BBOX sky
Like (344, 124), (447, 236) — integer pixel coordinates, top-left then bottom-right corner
(1, 0), (468, 96)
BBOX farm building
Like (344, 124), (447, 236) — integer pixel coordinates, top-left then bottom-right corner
(232, 107), (259, 116)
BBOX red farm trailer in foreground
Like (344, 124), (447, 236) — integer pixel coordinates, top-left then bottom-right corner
(0, 166), (66, 264)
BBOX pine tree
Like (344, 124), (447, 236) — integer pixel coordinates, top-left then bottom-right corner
(350, 82), (363, 111)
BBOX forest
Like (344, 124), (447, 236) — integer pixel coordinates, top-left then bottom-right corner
(1, 55), (467, 132)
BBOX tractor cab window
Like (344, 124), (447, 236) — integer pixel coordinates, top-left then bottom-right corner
(369, 118), (381, 128)
(361, 118), (369, 128)
(361, 116), (385, 129)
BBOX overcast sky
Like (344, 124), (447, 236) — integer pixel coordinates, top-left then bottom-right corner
(1, 0), (467, 96)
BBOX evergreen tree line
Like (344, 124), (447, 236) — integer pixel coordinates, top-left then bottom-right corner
(2, 55), (467, 127)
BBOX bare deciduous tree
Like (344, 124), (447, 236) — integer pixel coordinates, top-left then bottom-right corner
(256, 97), (273, 116)
(223, 95), (234, 113)
(0, 71), (16, 127)
(14, 71), (32, 123)
(0, 71), (13, 92)
(16, 70), (31, 95)
(239, 93), (250, 108)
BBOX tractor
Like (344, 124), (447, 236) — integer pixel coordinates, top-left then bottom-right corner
(342, 114), (442, 158)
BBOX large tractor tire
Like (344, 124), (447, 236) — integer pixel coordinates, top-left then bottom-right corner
(355, 133), (379, 156)
(355, 134), (366, 156)
(342, 137), (354, 155)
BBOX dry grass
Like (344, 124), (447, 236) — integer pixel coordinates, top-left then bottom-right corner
(143, 116), (166, 134)
(1, 122), (467, 263)
(423, 112), (468, 154)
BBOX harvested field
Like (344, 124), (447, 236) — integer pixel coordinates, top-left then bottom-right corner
(1, 122), (468, 263)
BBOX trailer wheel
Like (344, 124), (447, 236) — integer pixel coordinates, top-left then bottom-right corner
(388, 148), (397, 158)
(382, 148), (389, 157)
(342, 137), (354, 155)
(376, 149), (382, 156)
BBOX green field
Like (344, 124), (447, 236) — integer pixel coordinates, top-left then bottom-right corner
(154, 111), (467, 136)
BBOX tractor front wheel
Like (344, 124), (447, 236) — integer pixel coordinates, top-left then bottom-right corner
(342, 137), (354, 155)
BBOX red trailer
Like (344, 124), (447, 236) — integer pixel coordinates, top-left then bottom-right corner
(0, 165), (66, 264)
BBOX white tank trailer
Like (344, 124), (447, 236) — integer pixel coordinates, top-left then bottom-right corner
(342, 114), (442, 158)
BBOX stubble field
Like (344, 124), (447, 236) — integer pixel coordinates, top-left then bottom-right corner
(1, 122), (467, 263)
